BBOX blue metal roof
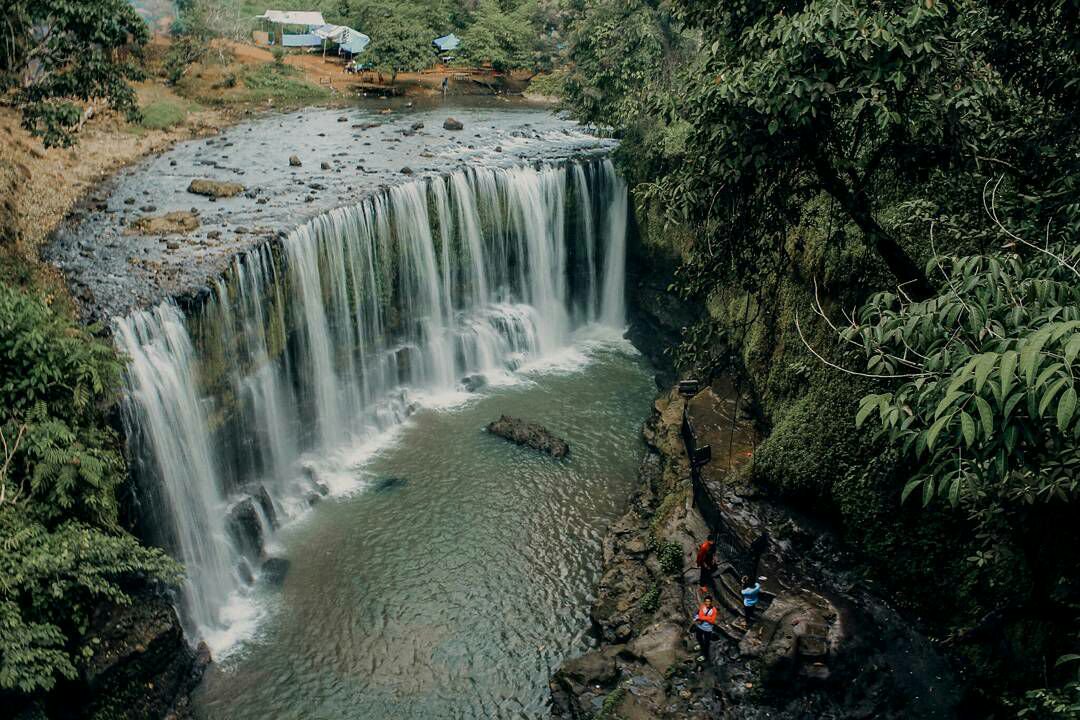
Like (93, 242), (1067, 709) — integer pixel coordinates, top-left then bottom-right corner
(433, 33), (461, 51)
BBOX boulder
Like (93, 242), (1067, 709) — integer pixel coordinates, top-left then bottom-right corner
(187, 179), (244, 198)
(261, 557), (290, 586)
(62, 589), (210, 720)
(126, 211), (200, 236)
(320, 161), (331, 170)
(486, 415), (569, 458)
(627, 622), (685, 672)
(226, 497), (263, 560)
(443, 117), (464, 131)
(255, 484), (278, 530)
(289, 155), (302, 167)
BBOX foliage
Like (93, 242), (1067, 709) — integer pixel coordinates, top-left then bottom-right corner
(657, 541), (683, 575)
(0, 513), (179, 693)
(237, 64), (331, 103)
(0, 284), (179, 695)
(639, 582), (661, 614)
(164, 36), (209, 86)
(852, 233), (1080, 516)
(362, 9), (436, 82)
(457, 0), (533, 72)
(560, 0), (690, 129)
(0, 0), (149, 147)
(136, 99), (193, 130)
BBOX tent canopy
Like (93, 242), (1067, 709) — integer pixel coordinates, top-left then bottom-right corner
(433, 33), (461, 51)
(257, 10), (325, 26)
(338, 30), (371, 55)
(281, 32), (322, 47)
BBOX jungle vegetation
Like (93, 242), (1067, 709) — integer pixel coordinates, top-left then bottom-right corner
(555, 0), (1080, 714)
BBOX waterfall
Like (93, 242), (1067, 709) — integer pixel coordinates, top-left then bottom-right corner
(116, 158), (631, 649)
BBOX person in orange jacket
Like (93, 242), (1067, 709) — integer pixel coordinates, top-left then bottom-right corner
(691, 596), (718, 662)
(695, 536), (717, 594)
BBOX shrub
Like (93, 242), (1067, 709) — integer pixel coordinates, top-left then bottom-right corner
(657, 541), (683, 576)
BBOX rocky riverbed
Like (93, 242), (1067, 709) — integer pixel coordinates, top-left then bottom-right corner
(550, 384), (962, 719)
(44, 104), (615, 322)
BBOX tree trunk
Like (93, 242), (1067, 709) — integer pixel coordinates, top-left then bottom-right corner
(807, 144), (934, 300)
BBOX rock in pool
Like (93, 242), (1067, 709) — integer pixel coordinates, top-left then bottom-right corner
(443, 117), (464, 131)
(485, 415), (569, 458)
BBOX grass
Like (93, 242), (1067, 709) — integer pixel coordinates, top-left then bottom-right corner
(238, 63), (331, 103)
(129, 83), (202, 133)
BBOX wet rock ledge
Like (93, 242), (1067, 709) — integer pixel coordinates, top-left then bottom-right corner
(549, 385), (962, 719)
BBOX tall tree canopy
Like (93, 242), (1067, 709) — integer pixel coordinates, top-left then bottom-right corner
(0, 0), (149, 147)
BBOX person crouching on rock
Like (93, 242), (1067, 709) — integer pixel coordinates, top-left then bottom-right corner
(741, 575), (762, 620)
(691, 596), (718, 663)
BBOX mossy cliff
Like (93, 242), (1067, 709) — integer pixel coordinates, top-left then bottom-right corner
(624, 194), (1080, 713)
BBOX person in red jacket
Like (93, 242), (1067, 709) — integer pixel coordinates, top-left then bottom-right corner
(695, 536), (717, 594)
(691, 596), (718, 662)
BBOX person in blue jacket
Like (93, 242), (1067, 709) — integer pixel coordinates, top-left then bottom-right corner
(741, 575), (763, 619)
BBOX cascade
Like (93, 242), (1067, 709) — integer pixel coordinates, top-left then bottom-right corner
(115, 158), (630, 648)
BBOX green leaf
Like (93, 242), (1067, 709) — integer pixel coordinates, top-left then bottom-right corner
(856, 395), (879, 427)
(960, 411), (976, 447)
(974, 352), (996, 392)
(1057, 386), (1077, 432)
(1039, 377), (1069, 417)
(999, 350), (1017, 400)
(926, 412), (954, 451)
(901, 477), (923, 505)
(974, 395), (994, 435)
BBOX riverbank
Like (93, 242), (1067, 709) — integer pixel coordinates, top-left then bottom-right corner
(550, 382), (963, 718)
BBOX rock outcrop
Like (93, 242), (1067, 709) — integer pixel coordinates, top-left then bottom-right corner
(485, 415), (569, 458)
(550, 385), (963, 720)
(14, 589), (210, 720)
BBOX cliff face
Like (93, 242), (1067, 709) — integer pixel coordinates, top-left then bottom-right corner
(550, 386), (962, 719)
(13, 587), (209, 720)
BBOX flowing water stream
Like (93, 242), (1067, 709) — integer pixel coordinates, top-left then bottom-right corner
(110, 141), (652, 716)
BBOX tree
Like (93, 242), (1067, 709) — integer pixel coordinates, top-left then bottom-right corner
(361, 9), (435, 82)
(458, 0), (531, 72)
(0, 0), (149, 147)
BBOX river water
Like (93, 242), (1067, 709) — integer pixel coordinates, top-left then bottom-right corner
(193, 332), (653, 719)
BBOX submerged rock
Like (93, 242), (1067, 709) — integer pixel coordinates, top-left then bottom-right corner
(486, 415), (569, 458)
(373, 476), (407, 493)
(460, 374), (487, 392)
(187, 179), (244, 198)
